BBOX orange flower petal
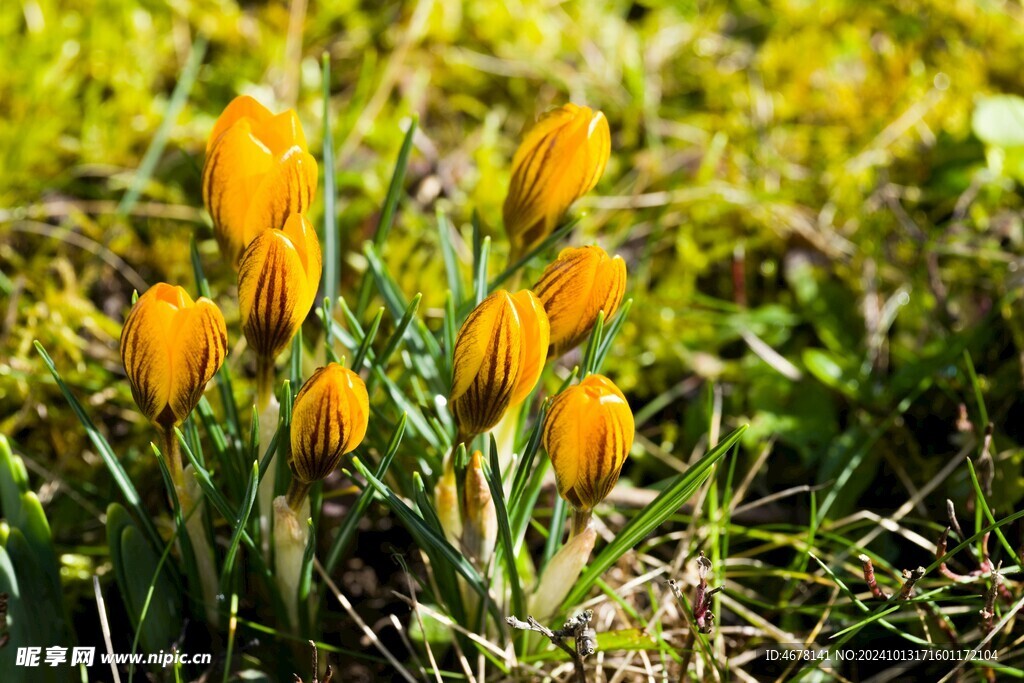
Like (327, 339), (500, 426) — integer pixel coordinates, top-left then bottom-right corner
(241, 148), (318, 248)
(509, 289), (549, 406)
(289, 364), (370, 483)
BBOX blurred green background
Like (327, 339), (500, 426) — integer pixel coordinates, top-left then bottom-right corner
(3, 0), (1024, 676)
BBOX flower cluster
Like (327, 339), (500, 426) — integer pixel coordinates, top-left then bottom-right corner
(118, 95), (633, 632)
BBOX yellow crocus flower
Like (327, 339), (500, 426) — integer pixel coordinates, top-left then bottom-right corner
(202, 95), (318, 266)
(542, 374), (634, 514)
(533, 245), (626, 356)
(449, 289), (549, 440)
(120, 283), (228, 432)
(503, 104), (610, 260)
(287, 363), (369, 508)
(238, 212), (322, 366)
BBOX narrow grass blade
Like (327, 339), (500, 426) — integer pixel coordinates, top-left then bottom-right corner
(564, 425), (747, 606)
(352, 306), (384, 371)
(219, 460), (259, 594)
(118, 35), (207, 214)
(437, 208), (464, 306)
(487, 445), (524, 619)
(354, 117), (418, 316)
(595, 299), (633, 371)
(350, 457), (501, 625)
(324, 414), (407, 573)
(488, 218), (578, 292)
(475, 236), (490, 305)
(321, 52), (339, 307)
(35, 342), (160, 549)
(581, 310), (605, 377)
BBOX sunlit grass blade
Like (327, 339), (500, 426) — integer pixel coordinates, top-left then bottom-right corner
(324, 414), (407, 573)
(581, 310), (605, 377)
(564, 425), (747, 606)
(35, 341), (161, 549)
(486, 444), (524, 620)
(352, 307), (384, 371)
(219, 460), (259, 594)
(437, 208), (464, 307)
(117, 35), (207, 214)
(966, 459), (1017, 560)
(321, 52), (339, 308)
(541, 494), (567, 571)
(350, 456), (502, 626)
(488, 218), (578, 292)
(354, 116), (418, 316)
(377, 293), (423, 369)
(595, 298), (633, 370)
(475, 236), (491, 305)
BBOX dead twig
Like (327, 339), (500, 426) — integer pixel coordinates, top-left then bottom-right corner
(293, 640), (332, 683)
(506, 610), (595, 683)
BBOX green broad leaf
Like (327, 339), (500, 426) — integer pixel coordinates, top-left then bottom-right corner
(119, 525), (182, 653)
(564, 425), (747, 606)
(0, 539), (70, 683)
(35, 342), (161, 549)
(16, 491), (61, 598)
(972, 94), (1024, 148)
(520, 629), (659, 662)
(0, 436), (30, 530)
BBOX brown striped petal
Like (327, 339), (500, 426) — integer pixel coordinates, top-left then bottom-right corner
(238, 213), (322, 361)
(503, 104), (611, 260)
(120, 283), (228, 428)
(202, 96), (315, 266)
(508, 289), (550, 406)
(534, 245), (626, 356)
(288, 363), (369, 484)
(450, 290), (523, 437)
(542, 374), (634, 511)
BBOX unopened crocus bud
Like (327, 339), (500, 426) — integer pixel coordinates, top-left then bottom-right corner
(543, 375), (634, 513)
(287, 363), (369, 508)
(503, 104), (610, 260)
(202, 95), (318, 266)
(238, 213), (322, 364)
(529, 525), (597, 619)
(450, 290), (549, 439)
(462, 451), (497, 568)
(120, 283), (228, 432)
(434, 452), (463, 544)
(534, 245), (626, 356)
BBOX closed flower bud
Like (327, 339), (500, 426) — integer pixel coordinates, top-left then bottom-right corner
(238, 213), (322, 362)
(542, 375), (634, 511)
(534, 245), (626, 356)
(450, 290), (549, 438)
(288, 364), (369, 488)
(529, 525), (596, 619)
(120, 283), (228, 430)
(462, 451), (497, 567)
(434, 453), (463, 544)
(202, 95), (318, 266)
(503, 104), (610, 259)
